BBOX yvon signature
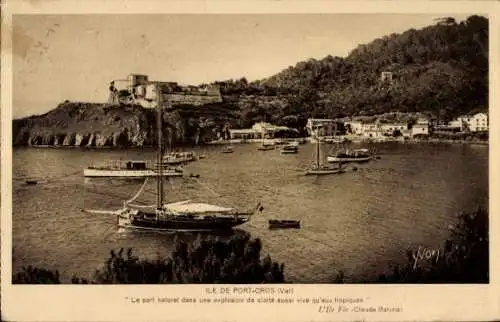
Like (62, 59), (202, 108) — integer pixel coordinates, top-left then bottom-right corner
(412, 246), (440, 270)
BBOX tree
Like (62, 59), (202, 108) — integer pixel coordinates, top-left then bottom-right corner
(392, 129), (403, 137)
(13, 232), (286, 284)
(12, 266), (61, 284)
(372, 206), (487, 283)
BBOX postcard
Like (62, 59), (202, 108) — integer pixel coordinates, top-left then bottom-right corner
(1, 0), (499, 321)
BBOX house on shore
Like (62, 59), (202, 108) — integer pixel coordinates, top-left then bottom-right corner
(311, 115), (437, 138)
(380, 122), (408, 135)
(411, 118), (430, 136)
(229, 122), (297, 140)
(344, 120), (410, 138)
(306, 118), (344, 137)
(436, 112), (488, 133)
(456, 112), (488, 132)
(344, 121), (363, 135)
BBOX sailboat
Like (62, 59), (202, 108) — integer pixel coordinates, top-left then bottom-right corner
(326, 141), (372, 163)
(221, 145), (234, 153)
(256, 126), (275, 151)
(94, 83), (262, 232)
(305, 126), (345, 176)
(220, 124), (234, 153)
(221, 139), (234, 153)
(162, 151), (197, 164)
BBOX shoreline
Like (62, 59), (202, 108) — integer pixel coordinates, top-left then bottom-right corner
(13, 137), (488, 149)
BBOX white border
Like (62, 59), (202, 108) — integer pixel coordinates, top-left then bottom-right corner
(2, 1), (499, 321)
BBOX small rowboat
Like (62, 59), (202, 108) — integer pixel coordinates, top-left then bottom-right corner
(280, 144), (298, 154)
(268, 219), (301, 229)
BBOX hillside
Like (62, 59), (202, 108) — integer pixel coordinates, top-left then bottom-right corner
(215, 15), (488, 126)
(13, 15), (488, 147)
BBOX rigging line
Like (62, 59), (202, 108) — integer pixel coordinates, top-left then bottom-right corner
(189, 177), (232, 204)
(84, 209), (121, 215)
(85, 188), (139, 201)
(127, 203), (157, 209)
(168, 177), (175, 190)
(85, 186), (153, 203)
(125, 177), (149, 204)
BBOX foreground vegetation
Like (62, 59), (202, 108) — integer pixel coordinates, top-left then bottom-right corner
(13, 232), (285, 284)
(333, 206), (489, 283)
(13, 206), (488, 284)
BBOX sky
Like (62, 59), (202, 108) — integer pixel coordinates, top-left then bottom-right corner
(12, 14), (473, 118)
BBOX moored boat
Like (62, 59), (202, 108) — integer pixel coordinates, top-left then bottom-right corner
(280, 144), (298, 154)
(326, 148), (372, 163)
(162, 151), (197, 164)
(322, 136), (347, 144)
(257, 128), (275, 151)
(221, 145), (234, 153)
(257, 145), (275, 151)
(296, 138), (307, 144)
(268, 219), (301, 229)
(305, 166), (345, 176)
(304, 126), (346, 176)
(118, 200), (262, 232)
(84, 160), (183, 178)
(274, 138), (286, 145)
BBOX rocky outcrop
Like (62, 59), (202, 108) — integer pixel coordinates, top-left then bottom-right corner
(12, 101), (242, 148)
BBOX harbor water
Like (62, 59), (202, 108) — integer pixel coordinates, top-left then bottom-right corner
(12, 142), (488, 283)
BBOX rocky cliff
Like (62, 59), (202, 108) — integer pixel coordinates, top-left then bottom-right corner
(13, 101), (242, 148)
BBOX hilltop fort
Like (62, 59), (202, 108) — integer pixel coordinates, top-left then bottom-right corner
(108, 74), (223, 108)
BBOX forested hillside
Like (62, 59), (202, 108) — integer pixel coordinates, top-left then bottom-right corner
(214, 15), (488, 128)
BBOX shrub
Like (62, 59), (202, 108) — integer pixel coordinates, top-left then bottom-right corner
(14, 232), (285, 284)
(332, 206), (489, 283)
(12, 266), (61, 284)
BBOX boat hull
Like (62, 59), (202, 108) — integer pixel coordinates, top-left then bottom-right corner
(326, 156), (372, 163)
(305, 168), (345, 175)
(83, 169), (183, 178)
(117, 212), (250, 232)
(161, 159), (194, 165)
(268, 220), (300, 229)
(162, 152), (197, 164)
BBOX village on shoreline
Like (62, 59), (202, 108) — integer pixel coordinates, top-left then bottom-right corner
(19, 110), (489, 149)
(208, 111), (489, 147)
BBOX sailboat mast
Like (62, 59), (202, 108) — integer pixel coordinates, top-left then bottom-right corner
(316, 126), (320, 168)
(156, 82), (164, 208)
